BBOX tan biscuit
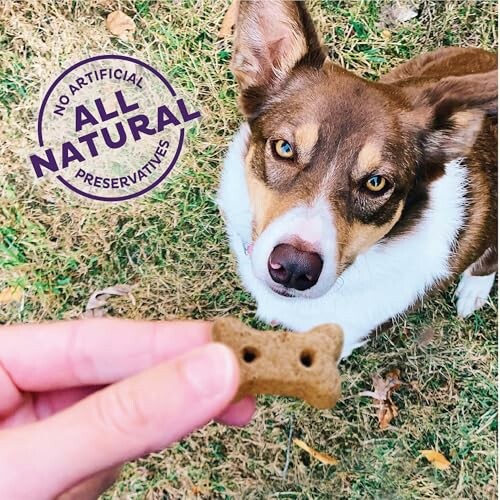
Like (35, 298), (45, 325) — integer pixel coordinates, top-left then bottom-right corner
(212, 317), (343, 409)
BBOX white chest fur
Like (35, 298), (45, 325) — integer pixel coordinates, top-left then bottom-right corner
(218, 124), (467, 357)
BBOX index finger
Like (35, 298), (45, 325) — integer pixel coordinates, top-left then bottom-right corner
(0, 319), (211, 391)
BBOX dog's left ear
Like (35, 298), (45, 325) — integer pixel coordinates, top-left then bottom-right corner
(402, 69), (497, 162)
(231, 0), (325, 116)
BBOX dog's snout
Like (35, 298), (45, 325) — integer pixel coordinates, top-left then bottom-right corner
(268, 243), (323, 291)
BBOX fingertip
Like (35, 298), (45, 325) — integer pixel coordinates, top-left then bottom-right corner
(216, 396), (256, 427)
(209, 342), (241, 397)
(180, 342), (240, 403)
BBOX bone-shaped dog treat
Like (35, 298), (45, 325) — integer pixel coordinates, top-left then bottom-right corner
(212, 317), (343, 409)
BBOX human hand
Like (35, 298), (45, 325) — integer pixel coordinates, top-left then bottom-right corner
(0, 319), (255, 499)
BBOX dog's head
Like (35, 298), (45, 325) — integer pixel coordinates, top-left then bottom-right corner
(230, 0), (497, 299)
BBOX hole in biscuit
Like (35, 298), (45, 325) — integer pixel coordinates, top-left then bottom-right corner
(300, 350), (314, 368)
(242, 346), (259, 363)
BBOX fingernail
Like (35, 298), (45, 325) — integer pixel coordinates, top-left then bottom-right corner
(182, 344), (237, 398)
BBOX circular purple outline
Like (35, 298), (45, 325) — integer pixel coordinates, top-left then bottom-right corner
(56, 128), (185, 202)
(37, 54), (186, 202)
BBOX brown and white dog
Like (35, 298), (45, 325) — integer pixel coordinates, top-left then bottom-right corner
(217, 0), (498, 357)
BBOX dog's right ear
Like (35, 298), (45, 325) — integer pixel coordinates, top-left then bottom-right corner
(231, 0), (325, 116)
(401, 69), (497, 163)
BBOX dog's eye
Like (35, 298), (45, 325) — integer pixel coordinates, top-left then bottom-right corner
(365, 175), (387, 193)
(274, 139), (294, 159)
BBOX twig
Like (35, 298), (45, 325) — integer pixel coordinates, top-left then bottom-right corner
(280, 415), (295, 479)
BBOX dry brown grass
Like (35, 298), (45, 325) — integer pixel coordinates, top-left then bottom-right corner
(0, 1), (497, 498)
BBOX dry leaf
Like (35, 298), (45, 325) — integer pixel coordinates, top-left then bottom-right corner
(360, 369), (402, 429)
(378, 399), (398, 429)
(393, 6), (418, 22)
(418, 326), (436, 347)
(379, 4), (418, 28)
(106, 11), (136, 40)
(0, 286), (23, 304)
(360, 369), (401, 401)
(293, 438), (338, 465)
(218, 0), (239, 38)
(83, 284), (134, 318)
(420, 450), (451, 470)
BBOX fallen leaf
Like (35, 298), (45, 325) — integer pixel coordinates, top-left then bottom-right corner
(360, 369), (401, 401)
(360, 369), (402, 429)
(106, 11), (136, 40)
(418, 326), (437, 347)
(0, 287), (23, 304)
(379, 4), (418, 28)
(378, 399), (398, 430)
(218, 0), (239, 38)
(293, 438), (338, 465)
(83, 284), (134, 318)
(393, 5), (418, 22)
(420, 450), (451, 470)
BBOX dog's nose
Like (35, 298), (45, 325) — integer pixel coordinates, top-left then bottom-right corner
(268, 243), (323, 291)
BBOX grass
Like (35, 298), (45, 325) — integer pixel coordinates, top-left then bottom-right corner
(0, 0), (497, 498)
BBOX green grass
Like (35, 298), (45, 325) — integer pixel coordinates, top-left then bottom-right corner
(0, 0), (497, 498)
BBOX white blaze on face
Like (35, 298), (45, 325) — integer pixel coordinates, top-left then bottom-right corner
(250, 197), (338, 298)
(292, 215), (323, 244)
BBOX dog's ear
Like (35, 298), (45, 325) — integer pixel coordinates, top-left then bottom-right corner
(402, 69), (497, 162)
(231, 0), (325, 116)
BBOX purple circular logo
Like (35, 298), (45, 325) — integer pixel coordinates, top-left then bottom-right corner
(29, 54), (200, 202)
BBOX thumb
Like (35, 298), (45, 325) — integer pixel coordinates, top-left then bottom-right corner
(0, 343), (239, 500)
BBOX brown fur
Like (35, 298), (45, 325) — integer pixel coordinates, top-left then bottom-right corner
(381, 47), (496, 83)
(295, 123), (319, 163)
(232, 1), (497, 282)
(449, 118), (497, 275)
(245, 145), (305, 238)
(356, 142), (383, 177)
(338, 203), (404, 271)
(470, 247), (498, 276)
(381, 47), (497, 278)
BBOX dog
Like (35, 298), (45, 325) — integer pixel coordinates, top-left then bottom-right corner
(218, 0), (497, 358)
